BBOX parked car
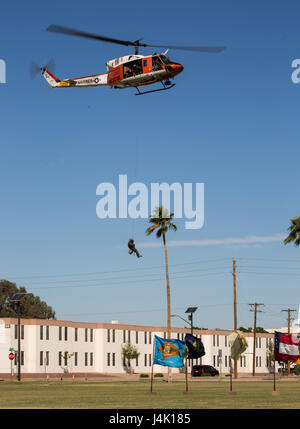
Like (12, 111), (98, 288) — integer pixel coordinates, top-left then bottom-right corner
(192, 365), (219, 377)
(278, 366), (297, 374)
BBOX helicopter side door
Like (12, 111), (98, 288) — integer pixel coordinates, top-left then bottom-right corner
(142, 57), (152, 74)
(123, 59), (144, 79)
(108, 65), (123, 86)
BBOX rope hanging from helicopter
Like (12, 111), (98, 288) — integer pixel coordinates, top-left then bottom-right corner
(126, 96), (143, 259)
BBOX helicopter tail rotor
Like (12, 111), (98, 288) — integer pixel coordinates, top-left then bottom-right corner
(29, 58), (55, 79)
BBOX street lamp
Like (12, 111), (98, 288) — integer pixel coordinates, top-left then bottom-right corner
(185, 307), (198, 335)
(171, 307), (198, 377)
(10, 293), (27, 381)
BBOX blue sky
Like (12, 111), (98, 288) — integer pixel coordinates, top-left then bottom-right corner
(0, 0), (300, 330)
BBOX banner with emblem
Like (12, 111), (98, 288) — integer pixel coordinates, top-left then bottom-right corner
(153, 335), (186, 368)
(184, 334), (205, 359)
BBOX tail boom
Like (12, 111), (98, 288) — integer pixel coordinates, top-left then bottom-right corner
(42, 70), (108, 88)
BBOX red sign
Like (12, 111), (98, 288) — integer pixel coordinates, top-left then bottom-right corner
(9, 352), (15, 360)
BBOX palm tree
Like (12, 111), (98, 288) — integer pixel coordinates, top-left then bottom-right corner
(284, 217), (300, 246)
(146, 206), (177, 382)
(146, 206), (177, 336)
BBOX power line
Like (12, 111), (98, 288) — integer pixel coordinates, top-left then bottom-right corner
(2, 257), (232, 280)
(26, 271), (231, 291)
(18, 265), (232, 286)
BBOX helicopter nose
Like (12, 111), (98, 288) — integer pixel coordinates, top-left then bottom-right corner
(166, 63), (184, 74)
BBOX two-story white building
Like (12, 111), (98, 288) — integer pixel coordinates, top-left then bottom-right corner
(0, 318), (276, 377)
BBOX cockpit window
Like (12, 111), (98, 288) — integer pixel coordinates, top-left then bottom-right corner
(152, 55), (163, 71)
(160, 55), (173, 65)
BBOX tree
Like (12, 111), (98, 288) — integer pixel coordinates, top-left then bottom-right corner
(284, 217), (300, 247)
(121, 342), (140, 374)
(146, 206), (177, 382)
(61, 351), (74, 373)
(146, 207), (177, 334)
(0, 280), (56, 319)
(238, 327), (253, 333)
(266, 339), (275, 373)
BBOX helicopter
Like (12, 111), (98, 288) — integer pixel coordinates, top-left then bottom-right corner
(37, 25), (225, 95)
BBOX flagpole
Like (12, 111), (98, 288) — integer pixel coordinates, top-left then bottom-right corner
(150, 340), (155, 394)
(185, 357), (189, 394)
(272, 358), (280, 396)
(228, 357), (236, 395)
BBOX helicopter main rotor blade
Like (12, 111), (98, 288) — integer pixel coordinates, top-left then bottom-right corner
(142, 44), (225, 53)
(47, 25), (135, 47)
(47, 25), (225, 53)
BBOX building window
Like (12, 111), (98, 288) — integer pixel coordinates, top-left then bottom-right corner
(64, 327), (68, 341)
(85, 352), (88, 366)
(177, 333), (180, 340)
(149, 332), (152, 344)
(46, 326), (49, 340)
(144, 332), (147, 344)
(128, 330), (131, 343)
(144, 354), (147, 367)
(112, 330), (115, 343)
(75, 328), (78, 342)
(85, 328), (88, 342)
(217, 336), (219, 347)
(59, 327), (62, 341)
(58, 352), (62, 366)
(90, 329), (93, 342)
(107, 329), (110, 343)
(213, 355), (216, 367)
(40, 351), (43, 366)
(136, 331), (139, 344)
(164, 332), (166, 339)
(213, 336), (215, 347)
(45, 351), (49, 366)
(112, 353), (115, 366)
(136, 357), (139, 367)
(149, 354), (151, 366)
(21, 351), (24, 366)
(90, 353), (93, 366)
(40, 326), (43, 340)
(107, 353), (111, 367)
(21, 325), (24, 340)
(123, 330), (126, 343)
(14, 325), (17, 339)
(75, 352), (78, 366)
(225, 356), (228, 367)
(225, 336), (227, 347)
(259, 338), (261, 348)
(259, 356), (262, 367)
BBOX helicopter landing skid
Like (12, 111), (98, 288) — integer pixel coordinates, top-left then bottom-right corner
(135, 83), (175, 96)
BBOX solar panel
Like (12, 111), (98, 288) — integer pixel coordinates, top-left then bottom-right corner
(185, 307), (198, 314)
(10, 293), (27, 302)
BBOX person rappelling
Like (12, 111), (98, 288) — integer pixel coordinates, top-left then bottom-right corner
(128, 238), (142, 258)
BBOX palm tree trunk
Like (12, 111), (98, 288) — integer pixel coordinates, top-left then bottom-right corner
(163, 233), (172, 383)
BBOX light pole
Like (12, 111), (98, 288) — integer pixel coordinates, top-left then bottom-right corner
(171, 307), (198, 375)
(10, 293), (27, 382)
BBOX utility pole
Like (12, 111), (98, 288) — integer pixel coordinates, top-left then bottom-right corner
(249, 303), (264, 376)
(282, 308), (296, 375)
(233, 259), (238, 379)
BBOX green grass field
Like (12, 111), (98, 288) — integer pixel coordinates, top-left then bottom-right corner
(0, 380), (300, 409)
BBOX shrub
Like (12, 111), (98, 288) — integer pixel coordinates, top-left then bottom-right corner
(139, 373), (149, 378)
(154, 373), (164, 378)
